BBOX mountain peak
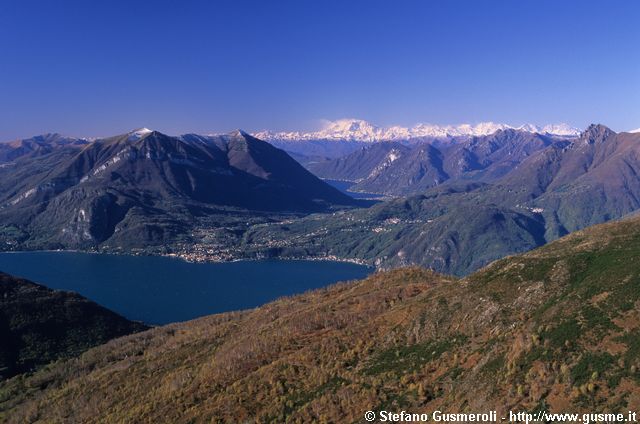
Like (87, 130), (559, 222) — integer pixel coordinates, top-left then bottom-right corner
(582, 123), (615, 138)
(127, 128), (154, 141)
(574, 124), (616, 146)
(230, 129), (251, 138)
(253, 119), (581, 142)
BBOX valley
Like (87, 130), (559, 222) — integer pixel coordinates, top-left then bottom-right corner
(236, 124), (640, 275)
(3, 210), (640, 421)
(2, 2), (637, 422)
(2, 124), (640, 279)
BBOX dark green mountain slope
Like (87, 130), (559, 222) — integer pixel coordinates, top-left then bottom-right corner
(239, 185), (547, 275)
(501, 125), (640, 239)
(0, 272), (147, 380)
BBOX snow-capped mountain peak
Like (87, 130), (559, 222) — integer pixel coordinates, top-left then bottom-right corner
(253, 119), (580, 142)
(537, 123), (581, 136)
(127, 128), (153, 141)
(320, 119), (382, 142)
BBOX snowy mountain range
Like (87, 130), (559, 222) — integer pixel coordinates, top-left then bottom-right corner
(253, 119), (581, 142)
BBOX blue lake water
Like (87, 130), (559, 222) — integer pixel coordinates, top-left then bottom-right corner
(0, 252), (372, 325)
(323, 179), (385, 199)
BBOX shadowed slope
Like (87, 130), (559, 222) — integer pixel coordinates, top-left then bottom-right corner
(0, 272), (147, 380)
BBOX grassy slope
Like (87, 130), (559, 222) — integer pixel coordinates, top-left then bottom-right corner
(3, 216), (640, 422)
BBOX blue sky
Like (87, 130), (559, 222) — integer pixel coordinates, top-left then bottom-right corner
(0, 0), (638, 139)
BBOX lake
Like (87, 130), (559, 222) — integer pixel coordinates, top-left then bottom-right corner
(0, 252), (372, 325)
(323, 179), (386, 199)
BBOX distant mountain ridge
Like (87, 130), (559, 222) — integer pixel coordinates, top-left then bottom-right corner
(0, 129), (357, 251)
(0, 133), (89, 162)
(308, 129), (563, 196)
(253, 118), (580, 142)
(240, 125), (640, 275)
(2, 123), (639, 278)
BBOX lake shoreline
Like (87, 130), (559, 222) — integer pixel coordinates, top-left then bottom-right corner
(0, 247), (377, 269)
(0, 251), (373, 325)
